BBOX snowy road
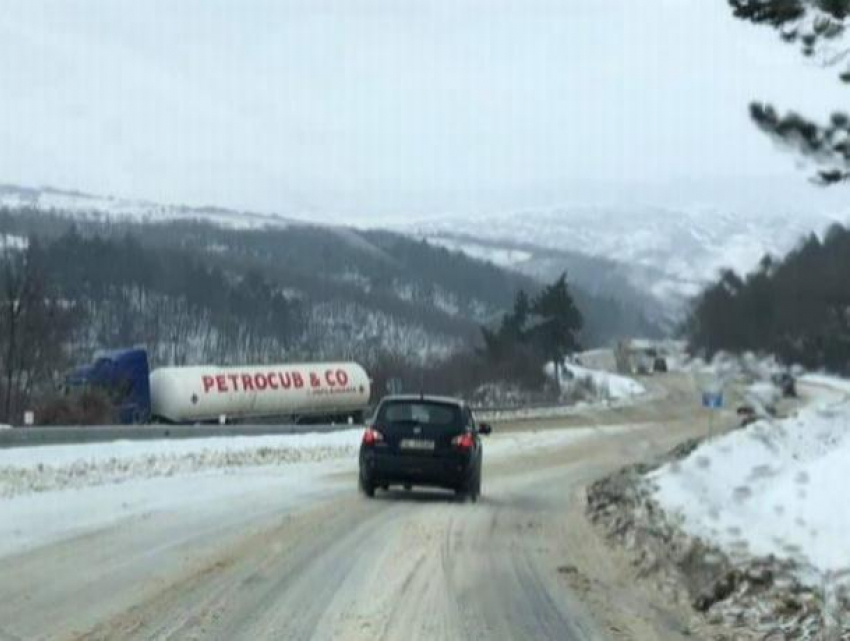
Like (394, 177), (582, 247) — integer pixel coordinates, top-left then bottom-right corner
(0, 375), (717, 641)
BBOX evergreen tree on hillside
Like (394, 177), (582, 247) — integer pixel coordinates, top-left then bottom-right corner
(502, 290), (530, 342)
(481, 274), (583, 380)
(529, 273), (583, 385)
(729, 0), (850, 183)
(481, 290), (528, 361)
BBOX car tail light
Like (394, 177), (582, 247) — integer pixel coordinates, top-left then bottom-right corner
(452, 432), (474, 450)
(362, 426), (383, 446)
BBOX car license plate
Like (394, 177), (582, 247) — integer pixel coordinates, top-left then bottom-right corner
(400, 438), (434, 451)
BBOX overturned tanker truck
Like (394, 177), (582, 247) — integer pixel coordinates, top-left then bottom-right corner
(66, 348), (371, 425)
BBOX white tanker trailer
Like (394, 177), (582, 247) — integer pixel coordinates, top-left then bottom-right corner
(66, 348), (371, 424)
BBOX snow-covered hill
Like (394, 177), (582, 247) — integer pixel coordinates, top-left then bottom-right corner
(407, 205), (850, 316)
(0, 184), (294, 230)
(9, 183), (838, 325)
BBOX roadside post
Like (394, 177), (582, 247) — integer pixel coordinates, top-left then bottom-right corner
(701, 389), (723, 437)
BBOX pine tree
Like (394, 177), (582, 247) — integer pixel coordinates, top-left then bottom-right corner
(530, 273), (583, 386)
(729, 0), (850, 183)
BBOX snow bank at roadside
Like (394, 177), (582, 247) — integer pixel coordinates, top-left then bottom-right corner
(802, 373), (850, 395)
(0, 422), (640, 499)
(651, 376), (850, 579)
(0, 422), (642, 558)
(478, 362), (646, 422)
(0, 430), (362, 498)
(542, 360), (646, 401)
(563, 362), (646, 400)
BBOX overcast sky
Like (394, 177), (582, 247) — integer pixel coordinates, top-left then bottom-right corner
(1, 0), (848, 223)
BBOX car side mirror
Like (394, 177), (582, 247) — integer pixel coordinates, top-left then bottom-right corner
(478, 423), (492, 435)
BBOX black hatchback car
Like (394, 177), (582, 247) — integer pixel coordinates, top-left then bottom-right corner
(358, 395), (491, 501)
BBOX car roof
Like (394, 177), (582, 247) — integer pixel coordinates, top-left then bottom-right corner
(378, 394), (466, 408)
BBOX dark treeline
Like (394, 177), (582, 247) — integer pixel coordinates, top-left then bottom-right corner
(686, 223), (850, 374)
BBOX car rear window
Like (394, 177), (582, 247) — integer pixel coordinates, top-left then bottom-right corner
(378, 401), (463, 435)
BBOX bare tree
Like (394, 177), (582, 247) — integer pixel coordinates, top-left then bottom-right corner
(0, 238), (79, 423)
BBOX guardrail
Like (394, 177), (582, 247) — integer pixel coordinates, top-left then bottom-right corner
(0, 423), (356, 449)
(0, 401), (578, 449)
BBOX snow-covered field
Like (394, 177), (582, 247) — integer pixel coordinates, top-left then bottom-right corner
(651, 376), (850, 581)
(0, 422), (633, 559)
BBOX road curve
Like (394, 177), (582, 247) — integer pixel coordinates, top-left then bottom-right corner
(0, 374), (718, 641)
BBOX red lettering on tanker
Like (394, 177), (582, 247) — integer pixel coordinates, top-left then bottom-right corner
(200, 368), (360, 395)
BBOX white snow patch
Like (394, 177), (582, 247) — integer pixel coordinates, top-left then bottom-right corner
(802, 373), (850, 395)
(565, 363), (646, 400)
(0, 234), (27, 252)
(544, 361), (646, 401)
(0, 430), (363, 498)
(651, 376), (850, 580)
(0, 185), (293, 230)
(425, 236), (532, 267)
(0, 460), (347, 558)
(0, 423), (639, 558)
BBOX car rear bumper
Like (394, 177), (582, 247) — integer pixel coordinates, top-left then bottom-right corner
(360, 450), (473, 489)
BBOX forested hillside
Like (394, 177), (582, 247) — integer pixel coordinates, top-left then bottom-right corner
(0, 208), (661, 362)
(0, 210), (524, 365)
(686, 223), (850, 374)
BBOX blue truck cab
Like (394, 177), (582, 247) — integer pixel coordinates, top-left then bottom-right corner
(66, 348), (152, 424)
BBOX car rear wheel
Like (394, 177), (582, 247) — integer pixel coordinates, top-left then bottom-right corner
(359, 475), (375, 498)
(456, 471), (480, 503)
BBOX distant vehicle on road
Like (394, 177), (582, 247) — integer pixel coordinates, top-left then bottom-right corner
(358, 395), (491, 502)
(772, 371), (797, 398)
